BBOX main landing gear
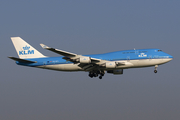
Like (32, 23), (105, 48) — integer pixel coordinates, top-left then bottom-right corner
(154, 65), (158, 73)
(89, 71), (105, 79)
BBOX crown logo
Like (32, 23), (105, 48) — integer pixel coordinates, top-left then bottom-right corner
(23, 45), (30, 50)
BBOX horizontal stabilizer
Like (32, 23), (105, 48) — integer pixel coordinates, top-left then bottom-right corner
(8, 57), (37, 63)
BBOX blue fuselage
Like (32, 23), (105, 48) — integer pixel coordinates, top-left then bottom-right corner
(16, 48), (173, 72)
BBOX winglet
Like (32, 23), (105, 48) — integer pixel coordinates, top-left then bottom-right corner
(40, 44), (50, 49)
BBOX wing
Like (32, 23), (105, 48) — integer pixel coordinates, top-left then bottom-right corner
(40, 44), (101, 63)
(40, 44), (128, 71)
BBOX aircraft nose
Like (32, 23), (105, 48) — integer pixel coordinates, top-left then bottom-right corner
(167, 54), (173, 62)
(162, 54), (173, 63)
(168, 54), (173, 59)
(162, 52), (173, 63)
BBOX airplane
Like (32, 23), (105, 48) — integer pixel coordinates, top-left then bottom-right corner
(9, 37), (173, 79)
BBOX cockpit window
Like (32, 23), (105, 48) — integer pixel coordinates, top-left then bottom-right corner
(158, 50), (162, 52)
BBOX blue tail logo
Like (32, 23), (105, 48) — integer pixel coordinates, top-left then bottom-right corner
(19, 45), (34, 55)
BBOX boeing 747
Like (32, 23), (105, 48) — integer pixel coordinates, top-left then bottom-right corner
(9, 37), (173, 79)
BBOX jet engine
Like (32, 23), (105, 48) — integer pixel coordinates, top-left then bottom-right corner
(107, 69), (123, 75)
(77, 57), (91, 63)
(102, 62), (116, 68)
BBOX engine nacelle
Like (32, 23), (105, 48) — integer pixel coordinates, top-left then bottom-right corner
(79, 57), (91, 63)
(104, 62), (116, 68)
(107, 69), (123, 75)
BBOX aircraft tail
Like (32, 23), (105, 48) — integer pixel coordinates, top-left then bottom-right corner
(11, 37), (46, 59)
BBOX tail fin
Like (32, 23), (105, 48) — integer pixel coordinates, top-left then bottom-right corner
(11, 37), (46, 59)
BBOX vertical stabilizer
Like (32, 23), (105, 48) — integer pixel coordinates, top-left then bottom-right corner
(11, 37), (46, 59)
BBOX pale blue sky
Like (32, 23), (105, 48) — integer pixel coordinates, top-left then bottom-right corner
(0, 0), (179, 120)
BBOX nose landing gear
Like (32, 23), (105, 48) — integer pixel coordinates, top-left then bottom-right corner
(154, 65), (158, 73)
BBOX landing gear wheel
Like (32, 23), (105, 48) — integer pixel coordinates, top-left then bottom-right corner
(93, 73), (98, 77)
(89, 74), (93, 78)
(89, 72), (94, 78)
(100, 73), (104, 76)
(154, 70), (157, 73)
(89, 71), (105, 79)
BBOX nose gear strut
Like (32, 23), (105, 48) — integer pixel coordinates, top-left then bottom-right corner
(154, 65), (158, 73)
